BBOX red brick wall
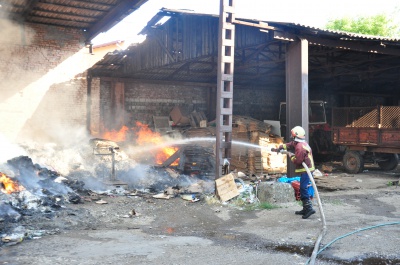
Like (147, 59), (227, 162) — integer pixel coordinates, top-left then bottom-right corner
(0, 21), (103, 143)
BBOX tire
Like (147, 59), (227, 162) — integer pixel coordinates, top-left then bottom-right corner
(377, 153), (399, 171)
(343, 151), (364, 174)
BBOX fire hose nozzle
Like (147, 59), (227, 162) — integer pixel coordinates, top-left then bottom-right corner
(271, 148), (294, 157)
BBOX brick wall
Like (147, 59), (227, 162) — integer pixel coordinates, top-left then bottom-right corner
(98, 80), (284, 132)
(90, 77), (101, 137)
(233, 88), (284, 121)
(99, 81), (209, 131)
(0, 21), (107, 143)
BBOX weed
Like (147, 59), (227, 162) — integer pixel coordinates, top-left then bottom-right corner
(330, 199), (343, 206)
(241, 202), (280, 211)
(258, 202), (280, 210)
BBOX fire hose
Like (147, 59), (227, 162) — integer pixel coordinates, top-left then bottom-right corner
(271, 148), (327, 265)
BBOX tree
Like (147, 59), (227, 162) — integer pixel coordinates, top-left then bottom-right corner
(326, 13), (400, 38)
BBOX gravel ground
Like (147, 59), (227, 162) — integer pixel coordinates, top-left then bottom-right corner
(1, 165), (400, 265)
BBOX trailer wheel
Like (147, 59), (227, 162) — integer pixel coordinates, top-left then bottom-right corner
(343, 151), (364, 174)
(377, 153), (399, 171)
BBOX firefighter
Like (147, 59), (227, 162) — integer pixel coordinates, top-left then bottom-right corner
(277, 126), (316, 219)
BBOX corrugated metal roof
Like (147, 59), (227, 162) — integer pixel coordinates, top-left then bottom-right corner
(156, 8), (400, 42)
(0, 0), (148, 42)
(90, 7), (400, 96)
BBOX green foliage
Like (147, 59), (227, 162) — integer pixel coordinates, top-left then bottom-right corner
(326, 13), (400, 38)
(241, 202), (280, 211)
(258, 202), (280, 210)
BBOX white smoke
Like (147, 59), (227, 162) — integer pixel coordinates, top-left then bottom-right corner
(0, 133), (27, 164)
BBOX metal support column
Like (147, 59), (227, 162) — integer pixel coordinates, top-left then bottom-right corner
(216, 0), (235, 179)
(86, 71), (92, 135)
(285, 38), (309, 176)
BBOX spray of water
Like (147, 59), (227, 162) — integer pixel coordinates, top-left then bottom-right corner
(125, 136), (272, 158)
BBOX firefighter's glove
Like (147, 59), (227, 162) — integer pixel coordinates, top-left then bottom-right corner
(287, 152), (295, 157)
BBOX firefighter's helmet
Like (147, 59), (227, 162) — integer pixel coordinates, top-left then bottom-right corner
(291, 126), (306, 141)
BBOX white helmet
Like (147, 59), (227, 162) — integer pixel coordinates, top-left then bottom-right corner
(291, 126), (306, 142)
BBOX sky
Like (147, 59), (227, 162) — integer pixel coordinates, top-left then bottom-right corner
(92, 0), (400, 46)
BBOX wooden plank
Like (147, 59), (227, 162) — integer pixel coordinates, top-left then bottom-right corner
(165, 168), (180, 179)
(160, 148), (182, 167)
(215, 173), (240, 202)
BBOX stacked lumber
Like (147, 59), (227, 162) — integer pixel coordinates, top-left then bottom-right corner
(183, 127), (215, 149)
(230, 116), (287, 175)
(184, 127), (215, 138)
(180, 145), (215, 175)
(189, 110), (208, 128)
(258, 132), (287, 174)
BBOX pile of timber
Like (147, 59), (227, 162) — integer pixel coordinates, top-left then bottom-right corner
(189, 110), (208, 128)
(182, 127), (215, 149)
(183, 127), (215, 138)
(231, 116), (287, 175)
(180, 145), (215, 176)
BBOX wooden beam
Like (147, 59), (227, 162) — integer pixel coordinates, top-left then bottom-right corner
(28, 10), (97, 23)
(160, 148), (183, 167)
(29, 16), (91, 28)
(35, 2), (106, 17)
(148, 32), (176, 62)
(50, 0), (115, 11)
(86, 0), (147, 42)
(23, 0), (40, 17)
(99, 76), (214, 87)
(233, 19), (275, 30)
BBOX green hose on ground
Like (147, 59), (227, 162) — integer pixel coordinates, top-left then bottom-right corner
(305, 221), (400, 264)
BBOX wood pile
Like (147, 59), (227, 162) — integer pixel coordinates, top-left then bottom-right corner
(189, 110), (208, 128)
(182, 127), (215, 149)
(231, 116), (287, 175)
(180, 145), (215, 176)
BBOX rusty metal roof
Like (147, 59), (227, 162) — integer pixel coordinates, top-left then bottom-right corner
(0, 0), (148, 42)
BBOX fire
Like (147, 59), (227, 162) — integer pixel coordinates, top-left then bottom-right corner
(101, 125), (129, 142)
(100, 122), (179, 166)
(134, 121), (179, 166)
(0, 172), (25, 194)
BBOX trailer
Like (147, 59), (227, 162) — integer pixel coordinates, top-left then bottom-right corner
(332, 106), (400, 173)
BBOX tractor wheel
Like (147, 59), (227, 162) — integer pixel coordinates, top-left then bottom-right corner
(377, 153), (399, 171)
(343, 151), (364, 174)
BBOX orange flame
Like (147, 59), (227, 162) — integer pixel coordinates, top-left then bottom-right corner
(134, 121), (179, 165)
(101, 125), (129, 142)
(0, 172), (25, 194)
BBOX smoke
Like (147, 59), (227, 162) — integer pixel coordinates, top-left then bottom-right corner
(0, 17), (37, 102)
(0, 202), (21, 221)
(0, 133), (27, 164)
(0, 18), (35, 46)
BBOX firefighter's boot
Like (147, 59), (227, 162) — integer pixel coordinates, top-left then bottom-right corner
(302, 199), (316, 219)
(295, 200), (306, 215)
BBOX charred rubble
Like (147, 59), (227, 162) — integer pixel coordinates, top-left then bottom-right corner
(0, 156), (85, 248)
(0, 139), (216, 249)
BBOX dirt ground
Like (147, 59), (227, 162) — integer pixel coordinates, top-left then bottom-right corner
(1, 162), (400, 265)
